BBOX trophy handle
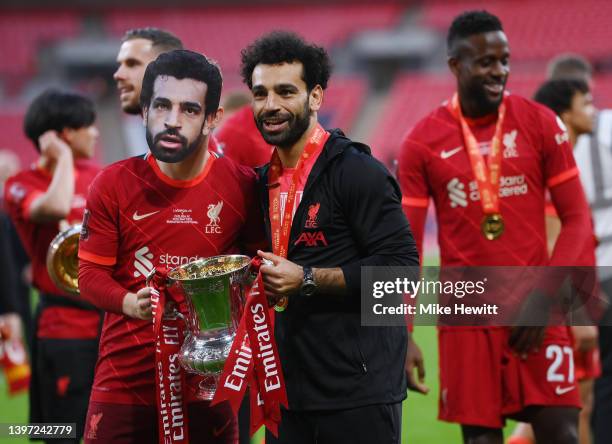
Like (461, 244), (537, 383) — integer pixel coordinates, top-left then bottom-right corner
(145, 267), (157, 287)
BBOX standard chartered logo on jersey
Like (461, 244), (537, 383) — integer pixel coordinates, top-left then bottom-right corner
(133, 246), (202, 278)
(447, 174), (529, 208)
(134, 246), (155, 278)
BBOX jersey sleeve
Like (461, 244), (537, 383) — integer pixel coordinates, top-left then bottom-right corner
(538, 107), (580, 188)
(77, 170), (119, 266)
(398, 134), (431, 209)
(398, 133), (431, 257)
(3, 176), (44, 222)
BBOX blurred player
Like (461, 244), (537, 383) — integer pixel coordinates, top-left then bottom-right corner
(547, 55), (612, 444)
(399, 11), (594, 444)
(0, 149), (23, 341)
(78, 49), (264, 443)
(508, 79), (599, 444)
(215, 101), (273, 167)
(114, 27), (183, 115)
(4, 90), (102, 443)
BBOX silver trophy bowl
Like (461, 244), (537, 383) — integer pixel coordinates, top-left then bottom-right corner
(167, 254), (251, 399)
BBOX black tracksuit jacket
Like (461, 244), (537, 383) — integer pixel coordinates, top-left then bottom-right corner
(256, 129), (419, 410)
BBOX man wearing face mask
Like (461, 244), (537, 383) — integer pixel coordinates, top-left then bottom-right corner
(399, 11), (594, 444)
(113, 27), (221, 157)
(78, 50), (265, 443)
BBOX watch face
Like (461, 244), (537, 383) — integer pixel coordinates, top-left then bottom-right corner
(301, 282), (317, 297)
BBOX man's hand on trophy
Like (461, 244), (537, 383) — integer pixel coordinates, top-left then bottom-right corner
(122, 287), (155, 320)
(258, 250), (303, 305)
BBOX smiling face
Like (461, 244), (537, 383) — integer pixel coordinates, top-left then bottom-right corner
(143, 75), (212, 163)
(114, 38), (159, 114)
(250, 61), (321, 149)
(449, 31), (510, 117)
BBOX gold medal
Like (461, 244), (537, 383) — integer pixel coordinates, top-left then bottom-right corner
(482, 214), (504, 240)
(274, 296), (288, 312)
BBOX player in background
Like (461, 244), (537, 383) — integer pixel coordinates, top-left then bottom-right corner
(4, 90), (102, 443)
(508, 78), (598, 444)
(399, 11), (594, 444)
(215, 99), (273, 167)
(546, 55), (612, 444)
(78, 49), (264, 443)
(114, 27), (183, 116)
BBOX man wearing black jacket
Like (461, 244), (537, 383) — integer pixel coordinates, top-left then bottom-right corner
(240, 31), (423, 443)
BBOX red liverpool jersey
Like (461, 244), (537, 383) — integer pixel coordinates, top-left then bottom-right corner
(78, 152), (264, 405)
(399, 94), (579, 266)
(216, 106), (273, 167)
(3, 159), (102, 339)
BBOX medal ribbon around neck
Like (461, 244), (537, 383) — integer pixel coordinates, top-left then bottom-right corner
(267, 124), (329, 310)
(451, 93), (506, 238)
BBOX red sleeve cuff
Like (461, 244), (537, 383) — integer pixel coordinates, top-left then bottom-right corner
(547, 167), (579, 188)
(402, 196), (429, 208)
(78, 249), (116, 266)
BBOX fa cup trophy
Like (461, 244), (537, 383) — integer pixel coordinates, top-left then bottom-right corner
(166, 254), (251, 399)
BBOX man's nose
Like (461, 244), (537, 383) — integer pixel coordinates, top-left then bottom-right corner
(164, 106), (181, 128)
(113, 64), (125, 81)
(263, 93), (281, 112)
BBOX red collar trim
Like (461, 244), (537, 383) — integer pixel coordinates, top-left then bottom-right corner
(146, 151), (217, 188)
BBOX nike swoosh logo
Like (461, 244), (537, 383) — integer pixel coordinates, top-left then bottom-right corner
(440, 146), (463, 159)
(213, 419), (232, 437)
(555, 385), (576, 395)
(132, 210), (160, 221)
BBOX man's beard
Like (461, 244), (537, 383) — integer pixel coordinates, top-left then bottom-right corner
(255, 100), (311, 149)
(146, 126), (204, 163)
(122, 102), (142, 115)
(466, 81), (505, 116)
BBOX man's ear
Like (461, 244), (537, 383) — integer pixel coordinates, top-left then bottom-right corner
(560, 110), (571, 127)
(309, 85), (323, 112)
(142, 107), (148, 127)
(203, 107), (224, 136)
(448, 56), (460, 77)
(59, 127), (74, 144)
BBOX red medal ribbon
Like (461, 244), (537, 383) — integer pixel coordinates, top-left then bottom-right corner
(268, 124), (330, 258)
(211, 256), (288, 437)
(150, 268), (190, 444)
(451, 93), (506, 216)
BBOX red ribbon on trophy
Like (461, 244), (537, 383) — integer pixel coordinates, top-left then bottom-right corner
(149, 268), (190, 444)
(211, 256), (288, 437)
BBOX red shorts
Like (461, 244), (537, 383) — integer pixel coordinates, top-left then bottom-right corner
(83, 400), (237, 444)
(438, 326), (581, 428)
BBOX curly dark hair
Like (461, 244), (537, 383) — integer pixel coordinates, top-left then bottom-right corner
(447, 10), (504, 56)
(24, 89), (96, 151)
(240, 31), (332, 91)
(140, 49), (222, 118)
(534, 78), (590, 116)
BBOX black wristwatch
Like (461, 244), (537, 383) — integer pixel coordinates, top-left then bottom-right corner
(300, 266), (317, 297)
